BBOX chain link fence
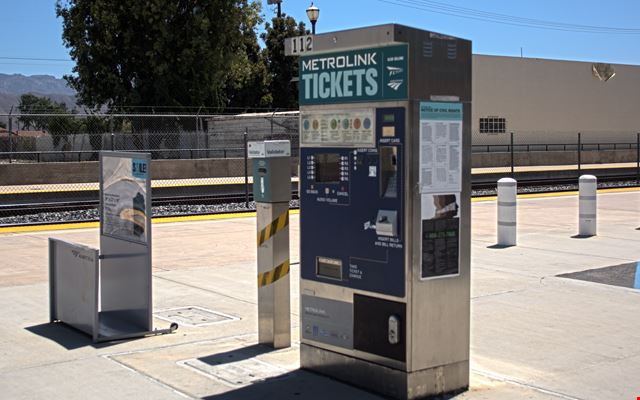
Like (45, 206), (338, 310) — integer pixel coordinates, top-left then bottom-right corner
(0, 112), (299, 163)
(0, 112), (300, 223)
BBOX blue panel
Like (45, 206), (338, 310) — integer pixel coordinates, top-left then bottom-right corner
(131, 159), (148, 179)
(300, 107), (406, 297)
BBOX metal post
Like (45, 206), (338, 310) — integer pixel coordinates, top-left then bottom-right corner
(244, 128), (249, 208)
(510, 131), (514, 178)
(249, 140), (292, 349)
(8, 111), (13, 164)
(636, 132), (639, 186)
(497, 178), (517, 246)
(577, 132), (582, 174)
(111, 133), (115, 151)
(579, 175), (597, 237)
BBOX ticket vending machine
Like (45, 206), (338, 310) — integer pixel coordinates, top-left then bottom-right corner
(296, 25), (471, 399)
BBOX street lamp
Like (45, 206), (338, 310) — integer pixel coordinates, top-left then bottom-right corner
(306, 2), (319, 35)
(267, 0), (282, 19)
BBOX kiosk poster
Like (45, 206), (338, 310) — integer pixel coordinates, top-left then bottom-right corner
(101, 155), (149, 245)
(418, 102), (462, 194)
(420, 193), (459, 279)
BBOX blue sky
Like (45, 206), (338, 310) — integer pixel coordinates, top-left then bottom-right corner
(1, 0), (639, 78)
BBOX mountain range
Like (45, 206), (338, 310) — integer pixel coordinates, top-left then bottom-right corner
(0, 73), (76, 115)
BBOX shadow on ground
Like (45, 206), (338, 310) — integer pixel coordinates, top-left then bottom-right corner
(570, 234), (594, 239)
(25, 323), (125, 350)
(201, 369), (385, 400)
(197, 344), (274, 366)
(486, 244), (514, 249)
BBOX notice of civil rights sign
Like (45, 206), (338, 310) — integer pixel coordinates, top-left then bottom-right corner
(299, 44), (408, 105)
(418, 102), (463, 194)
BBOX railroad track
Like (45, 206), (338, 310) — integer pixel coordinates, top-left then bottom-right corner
(0, 193), (291, 218)
(1, 171), (638, 226)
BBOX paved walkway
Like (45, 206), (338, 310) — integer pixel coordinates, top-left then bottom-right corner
(1, 191), (639, 399)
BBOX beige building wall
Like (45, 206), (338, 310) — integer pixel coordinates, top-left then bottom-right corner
(472, 55), (640, 143)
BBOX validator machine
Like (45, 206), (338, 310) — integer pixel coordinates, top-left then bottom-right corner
(294, 24), (471, 399)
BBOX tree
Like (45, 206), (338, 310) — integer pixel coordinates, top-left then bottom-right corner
(17, 94), (81, 147)
(225, 2), (271, 111)
(56, 0), (262, 112)
(261, 14), (308, 109)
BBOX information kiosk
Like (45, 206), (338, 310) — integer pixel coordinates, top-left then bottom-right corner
(295, 24), (472, 399)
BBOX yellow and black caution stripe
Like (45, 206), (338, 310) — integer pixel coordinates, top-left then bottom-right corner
(257, 211), (289, 246)
(258, 259), (290, 287)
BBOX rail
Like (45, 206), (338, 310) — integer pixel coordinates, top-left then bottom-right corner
(1, 142), (637, 162)
(0, 147), (302, 162)
(472, 142), (640, 153)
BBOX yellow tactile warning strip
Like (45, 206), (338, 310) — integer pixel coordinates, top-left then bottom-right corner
(0, 176), (301, 195)
(0, 210), (301, 234)
(257, 211), (289, 246)
(257, 259), (290, 288)
(472, 162), (639, 174)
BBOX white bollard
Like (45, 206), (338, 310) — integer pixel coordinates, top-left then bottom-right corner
(497, 177), (517, 246)
(579, 175), (597, 236)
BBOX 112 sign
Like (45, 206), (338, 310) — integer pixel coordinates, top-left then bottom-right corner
(288, 35), (313, 55)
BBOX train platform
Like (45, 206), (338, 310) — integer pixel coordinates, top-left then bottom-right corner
(1, 190), (639, 399)
(0, 162), (635, 196)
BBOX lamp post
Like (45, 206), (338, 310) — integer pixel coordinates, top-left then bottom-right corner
(268, 0), (282, 19)
(306, 2), (319, 35)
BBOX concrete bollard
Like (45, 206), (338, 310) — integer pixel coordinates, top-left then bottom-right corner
(497, 177), (517, 246)
(579, 175), (597, 236)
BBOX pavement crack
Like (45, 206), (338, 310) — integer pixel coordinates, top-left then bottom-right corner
(152, 274), (301, 317)
(471, 368), (586, 400)
(105, 354), (195, 399)
(471, 288), (527, 300)
(153, 274), (256, 306)
(0, 355), (95, 375)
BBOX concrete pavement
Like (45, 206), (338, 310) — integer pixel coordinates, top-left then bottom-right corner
(1, 191), (639, 399)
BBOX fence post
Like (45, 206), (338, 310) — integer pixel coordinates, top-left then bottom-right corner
(7, 112), (13, 164)
(577, 132), (582, 174)
(510, 131), (514, 178)
(244, 128), (249, 208)
(111, 133), (115, 151)
(637, 132), (639, 186)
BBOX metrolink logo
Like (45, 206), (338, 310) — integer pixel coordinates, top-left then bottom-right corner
(386, 66), (403, 76)
(386, 66), (404, 91)
(387, 80), (404, 91)
(299, 44), (408, 105)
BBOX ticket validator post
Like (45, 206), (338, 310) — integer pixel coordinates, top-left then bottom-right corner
(249, 140), (292, 349)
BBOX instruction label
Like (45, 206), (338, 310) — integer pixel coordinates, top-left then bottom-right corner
(300, 109), (375, 147)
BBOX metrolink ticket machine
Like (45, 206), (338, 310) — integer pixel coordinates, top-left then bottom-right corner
(294, 25), (471, 399)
